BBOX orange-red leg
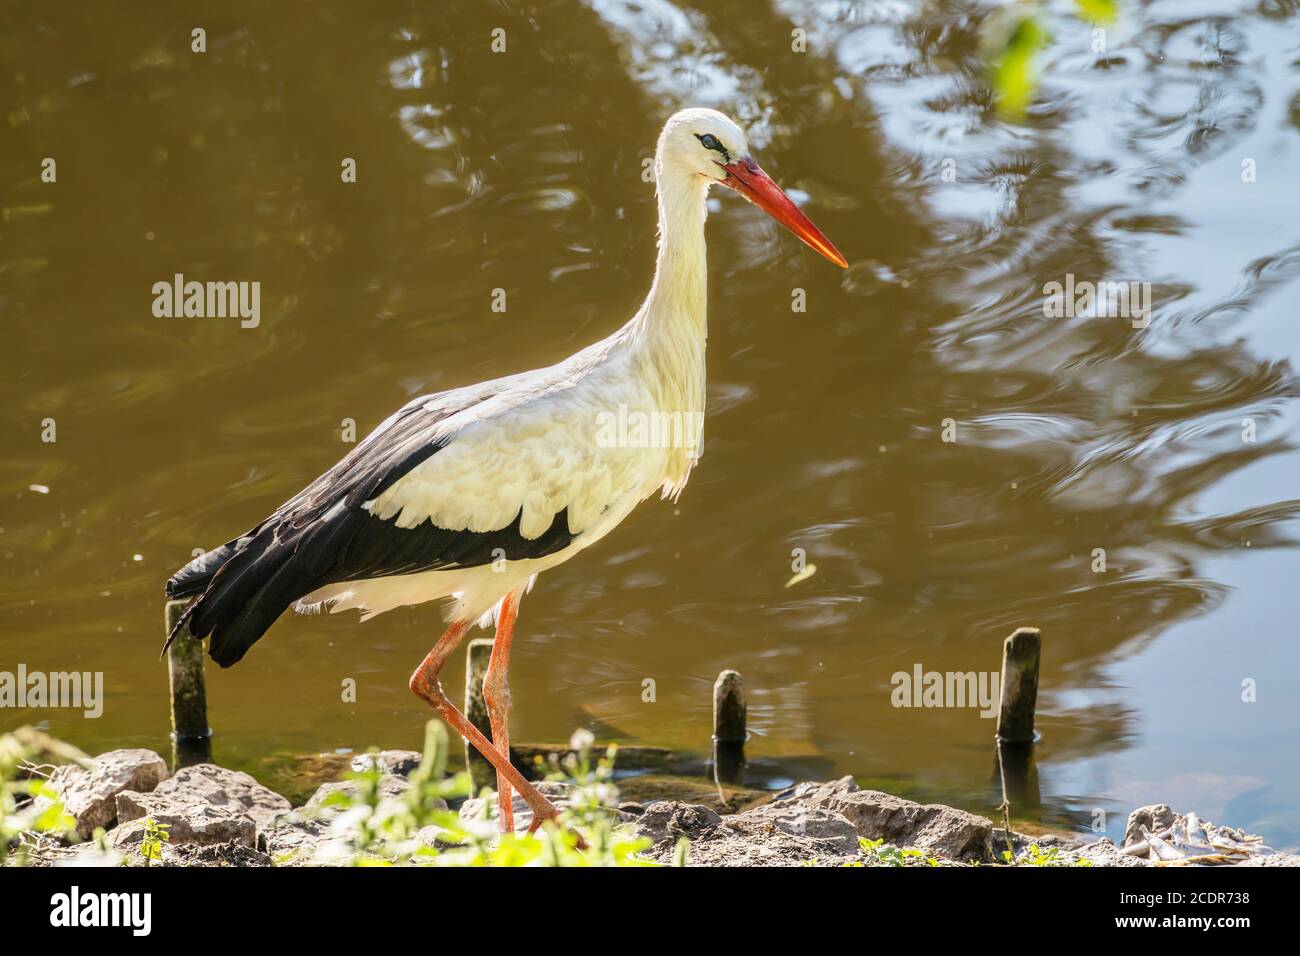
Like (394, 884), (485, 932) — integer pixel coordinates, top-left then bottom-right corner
(409, 618), (560, 830)
(484, 591), (520, 832)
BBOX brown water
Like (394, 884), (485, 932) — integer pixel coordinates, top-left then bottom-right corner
(4, 0), (1299, 846)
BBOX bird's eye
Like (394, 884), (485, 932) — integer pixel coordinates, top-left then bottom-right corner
(696, 133), (724, 153)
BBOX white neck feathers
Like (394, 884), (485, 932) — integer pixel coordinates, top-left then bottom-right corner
(643, 166), (710, 332)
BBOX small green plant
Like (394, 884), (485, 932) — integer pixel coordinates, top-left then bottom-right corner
(306, 719), (473, 865)
(672, 835), (689, 867)
(1002, 842), (1093, 867)
(526, 729), (657, 867)
(852, 836), (941, 868)
(138, 818), (170, 866)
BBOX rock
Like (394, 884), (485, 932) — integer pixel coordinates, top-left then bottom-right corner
(263, 774), (421, 864)
(262, 811), (330, 863)
(635, 801), (723, 845)
(1123, 804), (1177, 848)
(635, 781), (997, 867)
(1118, 805), (1276, 865)
(777, 776), (994, 862)
(635, 799), (858, 867)
(167, 841), (273, 867)
(455, 780), (636, 834)
(110, 836), (271, 867)
(459, 781), (574, 832)
(349, 750), (422, 777)
(771, 777), (858, 804)
(113, 806), (256, 849)
(1235, 853), (1300, 867)
(415, 825), (459, 848)
(44, 749), (169, 837)
(1074, 837), (1150, 867)
(991, 826), (1086, 862)
(304, 774), (413, 811)
(263, 814), (339, 863)
(116, 763), (291, 836)
(733, 803), (859, 855)
(50, 844), (125, 867)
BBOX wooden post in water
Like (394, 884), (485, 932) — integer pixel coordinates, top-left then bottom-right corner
(164, 599), (211, 767)
(994, 627), (1042, 826)
(463, 638), (495, 794)
(996, 627), (1041, 743)
(712, 669), (746, 785)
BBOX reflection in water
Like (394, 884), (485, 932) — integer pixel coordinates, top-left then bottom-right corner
(2, 0), (1298, 847)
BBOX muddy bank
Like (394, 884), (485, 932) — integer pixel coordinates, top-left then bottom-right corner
(14, 744), (1297, 867)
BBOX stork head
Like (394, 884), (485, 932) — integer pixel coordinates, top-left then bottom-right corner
(656, 107), (848, 269)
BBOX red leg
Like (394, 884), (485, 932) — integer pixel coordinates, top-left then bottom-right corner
(484, 591), (520, 833)
(409, 619), (560, 829)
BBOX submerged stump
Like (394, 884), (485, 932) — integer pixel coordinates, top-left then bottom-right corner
(996, 627), (1041, 743)
(164, 599), (211, 767)
(712, 669), (747, 784)
(464, 638), (496, 794)
(993, 627), (1043, 823)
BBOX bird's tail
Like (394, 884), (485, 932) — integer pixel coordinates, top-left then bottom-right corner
(162, 526), (314, 667)
(165, 537), (247, 600)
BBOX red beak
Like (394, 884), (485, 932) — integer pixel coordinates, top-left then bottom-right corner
(721, 157), (848, 269)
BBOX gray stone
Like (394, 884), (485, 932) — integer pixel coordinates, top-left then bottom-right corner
(635, 801), (723, 846)
(771, 777), (858, 804)
(415, 824), (454, 848)
(1123, 804), (1177, 848)
(43, 748), (169, 837)
(114, 835), (271, 867)
(116, 763), (290, 834)
(304, 774), (413, 811)
(459, 780), (573, 833)
(635, 799), (858, 867)
(113, 804), (256, 848)
(263, 774), (423, 864)
(349, 750), (422, 777)
(743, 803), (861, 854)
(263, 813), (338, 863)
(1235, 852), (1300, 867)
(166, 841), (273, 867)
(1074, 837), (1150, 867)
(779, 776), (994, 862)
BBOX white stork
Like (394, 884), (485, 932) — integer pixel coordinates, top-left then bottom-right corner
(165, 108), (846, 835)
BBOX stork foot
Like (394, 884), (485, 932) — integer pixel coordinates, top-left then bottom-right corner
(526, 806), (588, 851)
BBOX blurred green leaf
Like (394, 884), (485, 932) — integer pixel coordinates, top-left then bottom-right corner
(1076, 0), (1118, 25)
(988, 13), (1050, 118)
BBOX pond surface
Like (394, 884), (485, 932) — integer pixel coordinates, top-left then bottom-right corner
(3, 0), (1299, 847)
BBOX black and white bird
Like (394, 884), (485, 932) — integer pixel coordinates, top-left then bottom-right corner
(165, 108), (846, 834)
